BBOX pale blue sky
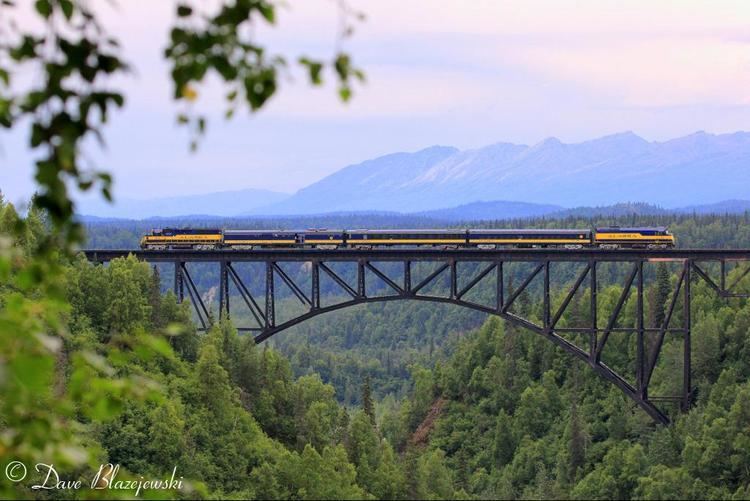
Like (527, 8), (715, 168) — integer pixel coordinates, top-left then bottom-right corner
(2, 0), (750, 205)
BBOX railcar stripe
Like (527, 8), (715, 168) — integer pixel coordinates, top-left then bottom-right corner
(346, 239), (466, 244)
(467, 238), (586, 244)
(595, 234), (674, 241)
(225, 240), (297, 245)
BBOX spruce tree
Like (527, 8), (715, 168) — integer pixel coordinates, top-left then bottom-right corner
(653, 263), (672, 328)
(568, 399), (586, 481)
(362, 375), (376, 425)
(149, 265), (163, 328)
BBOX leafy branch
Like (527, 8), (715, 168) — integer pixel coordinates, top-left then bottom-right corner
(165, 0), (365, 150)
(0, 0), (365, 245)
(0, 0), (127, 245)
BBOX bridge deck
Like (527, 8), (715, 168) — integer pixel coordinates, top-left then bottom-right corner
(83, 248), (750, 263)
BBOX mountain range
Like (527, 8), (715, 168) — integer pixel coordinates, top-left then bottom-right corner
(255, 131), (750, 214)
(76, 131), (750, 218)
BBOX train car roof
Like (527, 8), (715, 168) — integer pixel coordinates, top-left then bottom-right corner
(224, 229), (298, 234)
(469, 228), (591, 234)
(347, 229), (466, 234)
(596, 226), (668, 232)
(154, 228), (222, 233)
(224, 229), (345, 232)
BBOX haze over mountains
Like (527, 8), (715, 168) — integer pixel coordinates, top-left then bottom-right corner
(77, 188), (289, 219)
(257, 131), (750, 214)
(77, 131), (750, 219)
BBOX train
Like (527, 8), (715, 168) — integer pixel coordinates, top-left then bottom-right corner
(140, 226), (675, 250)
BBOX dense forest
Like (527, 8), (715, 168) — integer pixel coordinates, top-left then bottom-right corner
(4, 198), (750, 498)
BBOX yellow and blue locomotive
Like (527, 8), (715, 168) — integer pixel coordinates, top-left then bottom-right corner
(139, 228), (223, 250)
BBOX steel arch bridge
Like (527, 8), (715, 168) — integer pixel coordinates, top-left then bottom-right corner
(84, 248), (750, 424)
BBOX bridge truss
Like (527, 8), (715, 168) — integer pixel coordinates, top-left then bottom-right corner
(85, 248), (750, 424)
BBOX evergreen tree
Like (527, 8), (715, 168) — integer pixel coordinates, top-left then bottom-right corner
(419, 449), (456, 499)
(362, 375), (376, 425)
(149, 265), (163, 328)
(493, 410), (516, 467)
(567, 399), (586, 481)
(0, 202), (20, 241)
(370, 441), (407, 499)
(652, 262), (672, 328)
(404, 447), (428, 499)
(566, 365), (586, 482)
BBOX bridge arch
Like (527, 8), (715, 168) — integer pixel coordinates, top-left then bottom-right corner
(83, 248), (750, 424)
(253, 293), (669, 424)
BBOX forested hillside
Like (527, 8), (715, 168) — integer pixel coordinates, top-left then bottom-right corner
(4, 197), (750, 498)
(1, 198), (452, 498)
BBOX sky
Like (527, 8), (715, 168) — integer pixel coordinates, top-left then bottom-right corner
(2, 0), (750, 205)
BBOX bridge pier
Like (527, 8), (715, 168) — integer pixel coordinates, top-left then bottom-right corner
(683, 260), (692, 412)
(496, 261), (503, 311)
(265, 261), (275, 329)
(589, 260), (597, 363)
(311, 261), (320, 309)
(404, 261), (411, 293)
(174, 261), (184, 302)
(637, 260), (645, 400)
(543, 260), (551, 331)
(219, 261), (229, 319)
(357, 261), (365, 297)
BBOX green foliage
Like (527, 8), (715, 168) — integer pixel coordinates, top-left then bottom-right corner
(1, 0), (365, 243)
(362, 375), (376, 425)
(1, 1), (125, 244)
(164, 0), (364, 149)
(2, 201), (395, 497)
(268, 444), (366, 499)
(64, 257), (393, 497)
(395, 269), (750, 499)
(651, 262), (672, 328)
(293, 373), (341, 452)
(418, 449), (457, 500)
(0, 198), (170, 498)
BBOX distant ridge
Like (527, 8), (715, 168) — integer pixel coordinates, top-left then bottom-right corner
(418, 200), (563, 221)
(75, 131), (750, 219)
(551, 202), (671, 218)
(676, 200), (750, 214)
(79, 199), (750, 224)
(253, 131), (750, 215)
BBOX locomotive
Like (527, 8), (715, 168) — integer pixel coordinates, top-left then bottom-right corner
(140, 226), (675, 250)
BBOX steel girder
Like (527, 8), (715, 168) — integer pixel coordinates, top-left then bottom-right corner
(84, 248), (750, 424)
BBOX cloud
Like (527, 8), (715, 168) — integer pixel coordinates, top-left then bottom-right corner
(257, 64), (498, 119)
(347, 0), (750, 38)
(499, 37), (750, 108)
